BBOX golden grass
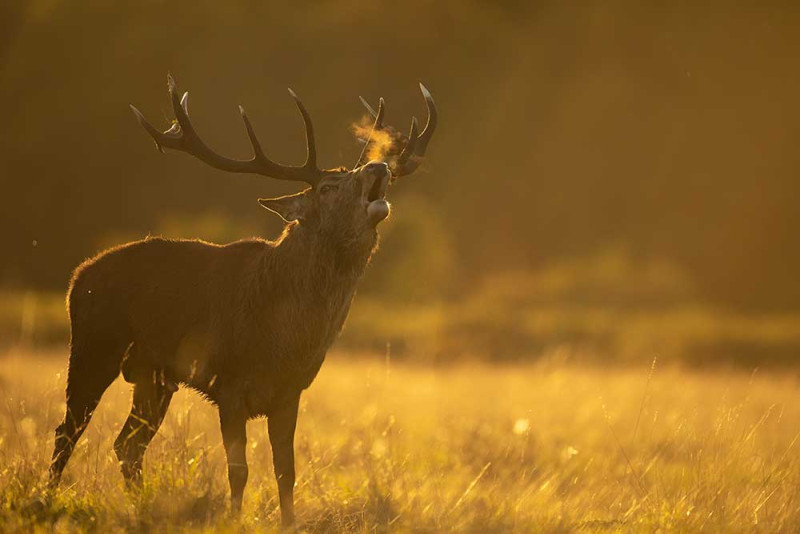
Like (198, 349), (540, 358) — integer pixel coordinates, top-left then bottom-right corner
(5, 289), (800, 365)
(1, 349), (799, 532)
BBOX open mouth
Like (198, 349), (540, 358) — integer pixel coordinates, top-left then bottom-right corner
(364, 173), (391, 224)
(366, 174), (387, 203)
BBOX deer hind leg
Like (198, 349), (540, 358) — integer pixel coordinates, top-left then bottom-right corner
(219, 402), (249, 513)
(114, 377), (174, 485)
(49, 337), (125, 486)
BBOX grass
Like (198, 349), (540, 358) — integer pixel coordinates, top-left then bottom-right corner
(5, 289), (800, 365)
(1, 348), (800, 532)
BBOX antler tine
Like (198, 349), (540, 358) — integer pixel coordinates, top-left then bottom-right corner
(374, 97), (386, 130)
(358, 96), (385, 130)
(238, 105), (300, 179)
(392, 83), (438, 177)
(359, 96), (378, 119)
(131, 74), (330, 186)
(354, 97), (385, 168)
(130, 104), (171, 153)
(413, 83), (437, 159)
(287, 88), (317, 170)
(392, 117), (419, 179)
(238, 105), (266, 160)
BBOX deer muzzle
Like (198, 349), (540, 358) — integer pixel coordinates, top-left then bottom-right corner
(362, 162), (390, 224)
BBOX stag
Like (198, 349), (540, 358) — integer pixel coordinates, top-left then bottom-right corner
(48, 74), (436, 527)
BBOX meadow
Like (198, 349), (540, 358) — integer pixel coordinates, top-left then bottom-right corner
(1, 348), (799, 532)
(5, 2), (800, 532)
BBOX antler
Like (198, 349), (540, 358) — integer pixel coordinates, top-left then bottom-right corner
(355, 83), (438, 178)
(130, 74), (336, 186)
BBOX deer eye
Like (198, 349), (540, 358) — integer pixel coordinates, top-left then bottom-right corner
(319, 184), (338, 195)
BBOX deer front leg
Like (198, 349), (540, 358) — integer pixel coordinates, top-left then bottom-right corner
(268, 393), (300, 527)
(219, 403), (248, 513)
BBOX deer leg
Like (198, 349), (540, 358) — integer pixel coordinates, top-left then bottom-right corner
(268, 393), (300, 527)
(114, 378), (174, 485)
(49, 390), (102, 486)
(49, 343), (121, 486)
(219, 403), (248, 513)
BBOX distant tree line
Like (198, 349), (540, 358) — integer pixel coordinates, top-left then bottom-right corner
(2, 1), (799, 311)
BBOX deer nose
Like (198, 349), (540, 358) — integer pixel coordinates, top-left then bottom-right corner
(362, 161), (390, 179)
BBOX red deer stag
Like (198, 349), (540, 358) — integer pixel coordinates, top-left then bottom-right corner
(48, 74), (437, 527)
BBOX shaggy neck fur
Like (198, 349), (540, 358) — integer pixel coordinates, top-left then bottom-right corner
(266, 221), (379, 294)
(243, 220), (379, 384)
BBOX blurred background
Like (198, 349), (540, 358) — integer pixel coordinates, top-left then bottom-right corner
(1, 1), (799, 365)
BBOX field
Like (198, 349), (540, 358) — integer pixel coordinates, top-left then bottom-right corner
(1, 349), (799, 532)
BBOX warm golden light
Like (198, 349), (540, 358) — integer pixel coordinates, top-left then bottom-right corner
(2, 1), (800, 531)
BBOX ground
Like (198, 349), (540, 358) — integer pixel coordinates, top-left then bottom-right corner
(0, 349), (799, 532)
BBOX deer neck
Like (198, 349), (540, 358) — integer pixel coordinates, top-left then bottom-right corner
(265, 222), (378, 300)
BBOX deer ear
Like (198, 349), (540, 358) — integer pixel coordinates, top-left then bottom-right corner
(258, 192), (308, 223)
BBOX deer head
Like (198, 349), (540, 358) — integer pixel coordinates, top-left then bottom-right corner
(130, 75), (436, 240)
